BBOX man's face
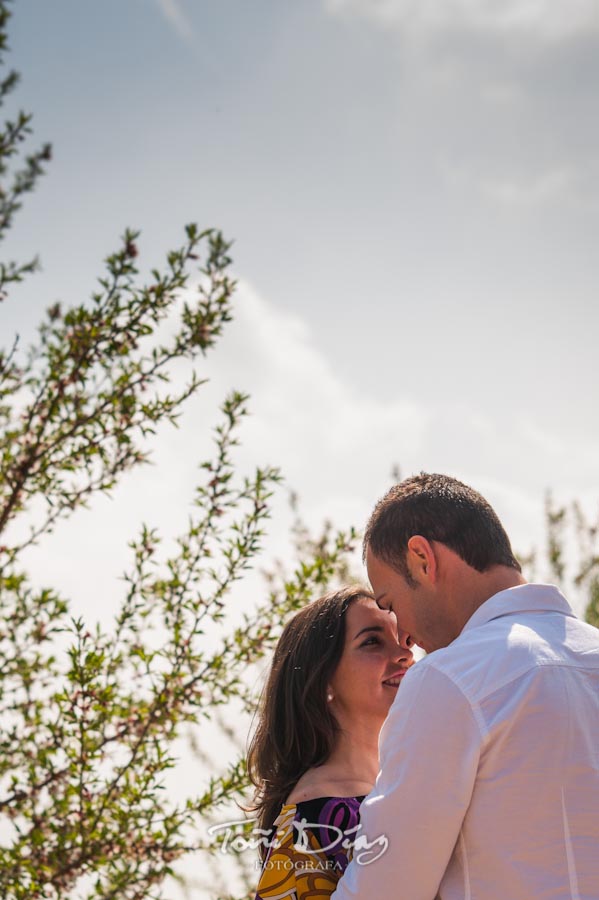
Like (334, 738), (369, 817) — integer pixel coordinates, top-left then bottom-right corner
(366, 545), (439, 653)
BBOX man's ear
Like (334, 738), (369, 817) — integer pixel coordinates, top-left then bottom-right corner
(406, 535), (437, 583)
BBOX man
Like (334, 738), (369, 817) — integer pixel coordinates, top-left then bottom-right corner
(332, 473), (599, 899)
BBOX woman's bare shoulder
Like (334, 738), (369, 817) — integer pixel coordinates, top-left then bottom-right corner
(285, 767), (373, 805)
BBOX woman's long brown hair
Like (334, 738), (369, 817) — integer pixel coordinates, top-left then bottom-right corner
(246, 585), (373, 859)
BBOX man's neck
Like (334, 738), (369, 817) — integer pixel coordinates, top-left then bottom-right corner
(450, 566), (528, 640)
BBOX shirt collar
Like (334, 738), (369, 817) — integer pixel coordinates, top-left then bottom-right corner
(461, 582), (576, 636)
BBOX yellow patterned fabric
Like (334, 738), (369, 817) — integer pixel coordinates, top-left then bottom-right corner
(254, 796), (363, 900)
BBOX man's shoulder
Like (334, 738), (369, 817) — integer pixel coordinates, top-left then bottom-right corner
(422, 605), (599, 704)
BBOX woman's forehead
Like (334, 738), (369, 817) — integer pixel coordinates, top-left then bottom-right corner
(346, 596), (398, 635)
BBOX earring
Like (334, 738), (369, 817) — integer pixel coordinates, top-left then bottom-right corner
(327, 692), (334, 702)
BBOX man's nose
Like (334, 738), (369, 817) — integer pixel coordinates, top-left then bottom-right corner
(396, 630), (414, 658)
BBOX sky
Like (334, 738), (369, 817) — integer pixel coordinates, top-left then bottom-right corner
(5, 0), (598, 597)
(2, 0), (599, 892)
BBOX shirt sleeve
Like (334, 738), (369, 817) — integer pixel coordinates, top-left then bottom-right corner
(331, 662), (483, 900)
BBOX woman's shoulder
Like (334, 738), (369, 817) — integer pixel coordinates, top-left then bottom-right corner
(286, 768), (372, 805)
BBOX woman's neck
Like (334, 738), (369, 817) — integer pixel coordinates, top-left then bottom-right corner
(285, 714), (385, 805)
(323, 717), (381, 786)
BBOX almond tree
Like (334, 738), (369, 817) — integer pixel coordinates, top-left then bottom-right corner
(542, 493), (599, 628)
(0, 4), (355, 897)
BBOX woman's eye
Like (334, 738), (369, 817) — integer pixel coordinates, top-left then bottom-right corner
(361, 637), (380, 647)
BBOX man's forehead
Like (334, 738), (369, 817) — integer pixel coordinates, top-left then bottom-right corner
(365, 545), (379, 568)
(366, 547), (391, 577)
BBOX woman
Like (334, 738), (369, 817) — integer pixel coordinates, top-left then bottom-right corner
(248, 585), (414, 899)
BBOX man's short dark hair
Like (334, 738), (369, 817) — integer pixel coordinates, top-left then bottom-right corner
(364, 472), (522, 582)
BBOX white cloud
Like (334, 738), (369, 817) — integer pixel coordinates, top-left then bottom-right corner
(18, 280), (597, 622)
(325, 0), (599, 42)
(15, 280), (429, 626)
(155, 0), (194, 43)
(439, 157), (583, 209)
(195, 282), (436, 551)
(326, 0), (599, 216)
(480, 167), (578, 207)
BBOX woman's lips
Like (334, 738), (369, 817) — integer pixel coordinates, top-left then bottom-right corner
(382, 669), (409, 687)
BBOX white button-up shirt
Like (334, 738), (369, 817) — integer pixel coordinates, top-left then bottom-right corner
(332, 583), (599, 899)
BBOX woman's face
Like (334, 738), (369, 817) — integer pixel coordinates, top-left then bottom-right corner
(328, 596), (414, 724)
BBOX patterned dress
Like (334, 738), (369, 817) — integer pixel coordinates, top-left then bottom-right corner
(254, 795), (365, 900)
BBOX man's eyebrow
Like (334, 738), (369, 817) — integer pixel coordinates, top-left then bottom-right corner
(354, 625), (384, 640)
